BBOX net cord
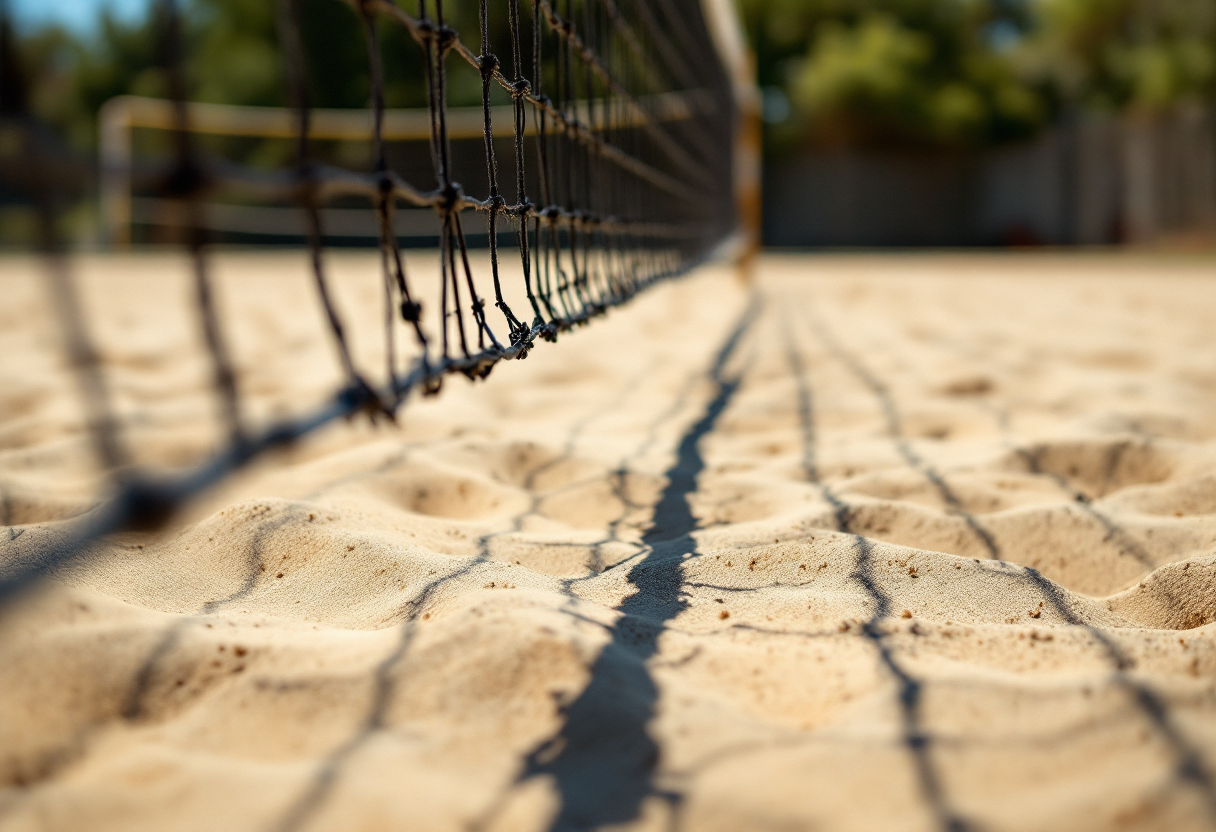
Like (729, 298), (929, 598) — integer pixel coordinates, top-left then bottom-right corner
(0, 0), (738, 607)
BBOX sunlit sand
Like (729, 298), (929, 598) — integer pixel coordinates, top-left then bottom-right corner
(2, 251), (1216, 830)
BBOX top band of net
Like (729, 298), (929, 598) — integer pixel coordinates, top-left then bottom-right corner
(0, 0), (738, 604)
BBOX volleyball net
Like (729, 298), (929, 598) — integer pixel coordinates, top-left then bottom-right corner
(0, 0), (757, 604)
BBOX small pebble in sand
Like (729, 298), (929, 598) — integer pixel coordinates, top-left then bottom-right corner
(901, 610), (912, 618)
(719, 610), (730, 620)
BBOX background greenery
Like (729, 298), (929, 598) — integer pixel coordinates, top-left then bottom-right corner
(744, 0), (1215, 151)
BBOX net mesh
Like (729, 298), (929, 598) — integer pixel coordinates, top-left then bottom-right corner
(0, 0), (738, 602)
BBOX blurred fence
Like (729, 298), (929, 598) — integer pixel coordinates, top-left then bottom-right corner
(764, 106), (1216, 248)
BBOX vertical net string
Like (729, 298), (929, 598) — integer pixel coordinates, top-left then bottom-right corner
(0, 0), (739, 608)
(478, 0), (526, 343)
(506, 0), (545, 333)
(282, 0), (387, 417)
(161, 0), (244, 444)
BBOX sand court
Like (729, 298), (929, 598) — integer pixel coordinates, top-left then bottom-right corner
(2, 251), (1216, 831)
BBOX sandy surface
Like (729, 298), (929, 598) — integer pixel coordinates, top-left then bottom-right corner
(3, 251), (1216, 831)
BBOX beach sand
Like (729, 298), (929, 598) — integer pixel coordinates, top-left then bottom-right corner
(2, 251), (1216, 831)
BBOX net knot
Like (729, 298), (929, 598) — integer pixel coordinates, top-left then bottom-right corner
(488, 193), (506, 212)
(508, 321), (532, 356)
(436, 181), (462, 215)
(416, 18), (454, 53)
(510, 78), (531, 99)
(479, 53), (499, 76)
(435, 25), (457, 54)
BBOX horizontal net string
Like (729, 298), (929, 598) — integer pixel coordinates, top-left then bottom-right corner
(0, 0), (738, 608)
(360, 0), (710, 202)
(135, 159), (715, 240)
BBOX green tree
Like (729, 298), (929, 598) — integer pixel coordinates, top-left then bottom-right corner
(741, 0), (1047, 149)
(1021, 0), (1216, 111)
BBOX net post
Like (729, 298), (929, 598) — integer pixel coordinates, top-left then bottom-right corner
(701, 0), (761, 284)
(736, 52), (762, 285)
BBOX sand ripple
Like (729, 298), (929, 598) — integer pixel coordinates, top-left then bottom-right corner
(2, 253), (1216, 831)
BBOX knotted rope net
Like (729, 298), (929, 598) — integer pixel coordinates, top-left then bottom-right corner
(0, 0), (739, 603)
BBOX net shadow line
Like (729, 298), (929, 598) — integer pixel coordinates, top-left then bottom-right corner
(1007, 435), (1158, 572)
(266, 621), (419, 832)
(780, 310), (852, 534)
(796, 300), (1216, 825)
(511, 364), (710, 584)
(848, 537), (971, 832)
(477, 362), (710, 578)
(1020, 566), (1216, 824)
(652, 683), (1166, 808)
(0, 247), (713, 614)
(892, 344), (1169, 578)
(880, 327), (1162, 577)
(0, 503), (304, 807)
(804, 310), (1002, 561)
(124, 502), (308, 721)
(780, 306), (972, 832)
(965, 414), (1216, 821)
(584, 369), (706, 574)
(265, 366), (709, 832)
(266, 550), (495, 832)
(817, 318), (1171, 583)
(467, 296), (759, 832)
(916, 393), (1166, 582)
(815, 318), (1160, 578)
(474, 363), (655, 562)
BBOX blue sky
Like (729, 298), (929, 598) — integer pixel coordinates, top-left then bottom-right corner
(10, 0), (151, 34)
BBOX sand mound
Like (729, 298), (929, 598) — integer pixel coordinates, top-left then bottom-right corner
(2, 252), (1216, 831)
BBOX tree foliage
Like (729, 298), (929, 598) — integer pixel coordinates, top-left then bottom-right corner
(742, 0), (1216, 150)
